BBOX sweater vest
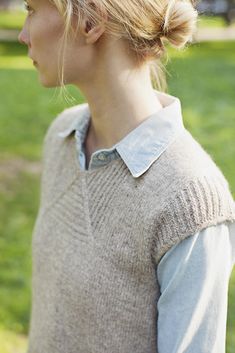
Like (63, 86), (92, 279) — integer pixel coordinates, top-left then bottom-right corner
(27, 107), (235, 353)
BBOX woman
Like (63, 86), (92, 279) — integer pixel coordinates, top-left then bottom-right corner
(18, 0), (235, 352)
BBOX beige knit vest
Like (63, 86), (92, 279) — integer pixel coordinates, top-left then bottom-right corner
(27, 108), (235, 353)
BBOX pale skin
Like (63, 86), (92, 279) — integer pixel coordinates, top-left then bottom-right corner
(18, 0), (163, 165)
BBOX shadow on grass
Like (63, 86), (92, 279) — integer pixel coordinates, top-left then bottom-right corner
(0, 41), (27, 57)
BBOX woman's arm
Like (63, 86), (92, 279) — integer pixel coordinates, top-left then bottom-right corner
(157, 222), (234, 353)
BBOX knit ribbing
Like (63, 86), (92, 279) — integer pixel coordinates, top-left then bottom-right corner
(152, 174), (235, 264)
(27, 109), (235, 353)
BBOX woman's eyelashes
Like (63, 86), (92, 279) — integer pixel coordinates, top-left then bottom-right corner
(23, 1), (34, 15)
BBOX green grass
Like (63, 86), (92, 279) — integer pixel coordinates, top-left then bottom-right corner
(197, 14), (229, 28)
(167, 41), (235, 189)
(0, 170), (38, 353)
(0, 328), (27, 353)
(0, 66), (71, 160)
(0, 41), (31, 69)
(0, 40), (235, 353)
(0, 171), (38, 330)
(0, 10), (26, 30)
(0, 42), (83, 160)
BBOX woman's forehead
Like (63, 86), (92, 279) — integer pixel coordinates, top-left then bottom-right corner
(28, 0), (55, 8)
(28, 0), (50, 4)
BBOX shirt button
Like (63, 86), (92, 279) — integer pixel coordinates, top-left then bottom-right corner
(98, 153), (106, 161)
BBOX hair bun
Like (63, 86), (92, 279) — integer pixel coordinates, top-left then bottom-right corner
(159, 0), (198, 48)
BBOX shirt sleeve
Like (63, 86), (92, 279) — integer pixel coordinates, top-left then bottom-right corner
(156, 221), (235, 353)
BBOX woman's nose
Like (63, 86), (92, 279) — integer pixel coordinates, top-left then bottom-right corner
(18, 27), (30, 46)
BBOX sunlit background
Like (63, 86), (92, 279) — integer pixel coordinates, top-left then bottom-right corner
(0, 0), (235, 352)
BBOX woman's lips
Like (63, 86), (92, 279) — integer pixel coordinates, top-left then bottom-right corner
(28, 55), (37, 66)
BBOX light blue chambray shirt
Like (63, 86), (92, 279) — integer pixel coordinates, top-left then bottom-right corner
(58, 89), (235, 353)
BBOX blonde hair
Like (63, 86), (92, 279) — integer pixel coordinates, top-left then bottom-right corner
(51, 0), (198, 102)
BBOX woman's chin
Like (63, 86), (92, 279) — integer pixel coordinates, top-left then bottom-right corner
(38, 76), (61, 88)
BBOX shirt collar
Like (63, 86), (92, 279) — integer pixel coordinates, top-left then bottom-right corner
(58, 89), (185, 177)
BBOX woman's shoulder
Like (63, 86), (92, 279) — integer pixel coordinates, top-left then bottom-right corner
(147, 127), (235, 216)
(159, 128), (229, 184)
(44, 103), (88, 142)
(149, 129), (235, 263)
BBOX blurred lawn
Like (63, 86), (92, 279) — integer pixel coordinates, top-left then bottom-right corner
(197, 14), (235, 27)
(0, 39), (235, 352)
(0, 10), (26, 30)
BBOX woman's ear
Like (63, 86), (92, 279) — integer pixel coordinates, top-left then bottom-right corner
(82, 1), (108, 44)
(85, 21), (93, 33)
(84, 22), (106, 44)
